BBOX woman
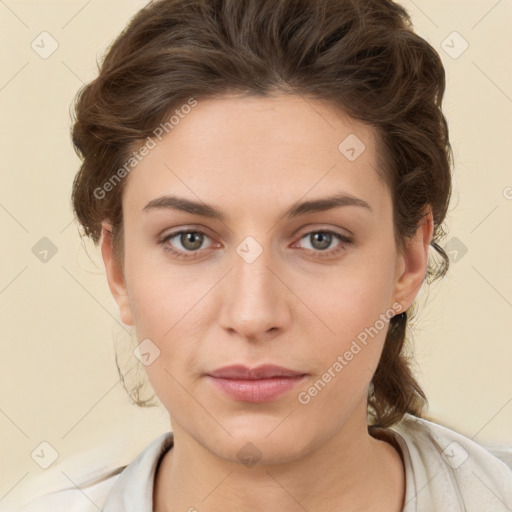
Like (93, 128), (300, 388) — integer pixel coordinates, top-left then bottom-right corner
(19, 0), (512, 510)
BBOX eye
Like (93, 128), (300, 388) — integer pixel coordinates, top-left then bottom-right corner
(159, 228), (353, 261)
(294, 230), (352, 259)
(159, 229), (214, 260)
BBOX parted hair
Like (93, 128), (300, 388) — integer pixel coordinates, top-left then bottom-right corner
(71, 0), (452, 428)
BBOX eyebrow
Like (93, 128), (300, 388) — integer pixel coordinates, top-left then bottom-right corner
(142, 192), (373, 222)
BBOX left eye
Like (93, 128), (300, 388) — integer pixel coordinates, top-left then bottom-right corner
(292, 231), (352, 257)
(296, 231), (348, 252)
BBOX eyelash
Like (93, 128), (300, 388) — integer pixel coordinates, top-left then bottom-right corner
(158, 229), (353, 261)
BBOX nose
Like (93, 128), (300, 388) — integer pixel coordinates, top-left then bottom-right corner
(218, 238), (290, 342)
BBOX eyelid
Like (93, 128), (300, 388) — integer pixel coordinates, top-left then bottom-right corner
(294, 223), (353, 240)
(287, 222), (352, 245)
(158, 228), (216, 251)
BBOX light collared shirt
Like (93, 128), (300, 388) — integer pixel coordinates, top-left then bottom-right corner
(13, 414), (512, 511)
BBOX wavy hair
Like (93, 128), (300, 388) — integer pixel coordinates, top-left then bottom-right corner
(71, 0), (452, 427)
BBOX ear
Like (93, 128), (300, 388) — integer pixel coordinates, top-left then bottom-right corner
(100, 221), (134, 326)
(392, 207), (434, 312)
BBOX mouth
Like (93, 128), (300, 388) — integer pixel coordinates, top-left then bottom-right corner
(205, 364), (308, 403)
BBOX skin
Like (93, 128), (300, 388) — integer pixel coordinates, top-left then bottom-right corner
(101, 93), (433, 512)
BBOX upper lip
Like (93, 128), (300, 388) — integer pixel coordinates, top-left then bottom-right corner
(206, 364), (307, 380)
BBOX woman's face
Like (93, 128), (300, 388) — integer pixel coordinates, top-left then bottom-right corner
(102, 93), (430, 464)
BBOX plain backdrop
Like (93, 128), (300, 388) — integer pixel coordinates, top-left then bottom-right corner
(1, 0), (511, 508)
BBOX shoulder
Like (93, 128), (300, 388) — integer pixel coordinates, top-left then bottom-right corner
(101, 431), (174, 511)
(388, 414), (512, 511)
(11, 469), (123, 512)
(11, 432), (174, 512)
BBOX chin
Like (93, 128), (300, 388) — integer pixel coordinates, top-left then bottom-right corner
(199, 418), (316, 467)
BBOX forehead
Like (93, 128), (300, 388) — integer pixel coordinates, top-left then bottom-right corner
(122, 94), (389, 220)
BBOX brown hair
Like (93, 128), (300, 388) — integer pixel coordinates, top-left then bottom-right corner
(71, 0), (452, 428)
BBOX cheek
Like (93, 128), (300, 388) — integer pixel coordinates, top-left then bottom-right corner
(123, 253), (211, 383)
(304, 253), (396, 338)
(298, 251), (397, 383)
(124, 271), (202, 412)
(294, 282), (395, 425)
(124, 247), (198, 338)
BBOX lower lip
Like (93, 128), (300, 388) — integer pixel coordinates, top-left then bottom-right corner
(206, 375), (307, 403)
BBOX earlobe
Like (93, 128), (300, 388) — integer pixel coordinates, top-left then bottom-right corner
(392, 208), (434, 312)
(100, 221), (134, 326)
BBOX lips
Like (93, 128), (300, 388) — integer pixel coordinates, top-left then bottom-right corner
(205, 364), (308, 403)
(206, 364), (306, 380)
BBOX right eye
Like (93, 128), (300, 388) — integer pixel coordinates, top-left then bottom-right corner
(159, 229), (215, 260)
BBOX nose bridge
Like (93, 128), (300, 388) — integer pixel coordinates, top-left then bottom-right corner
(219, 234), (285, 337)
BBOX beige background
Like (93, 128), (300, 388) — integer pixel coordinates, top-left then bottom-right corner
(1, 0), (511, 508)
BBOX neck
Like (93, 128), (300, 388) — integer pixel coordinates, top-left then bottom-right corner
(154, 400), (405, 512)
